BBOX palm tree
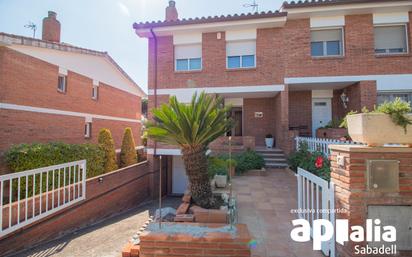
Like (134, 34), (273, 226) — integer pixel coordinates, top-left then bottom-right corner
(146, 92), (232, 208)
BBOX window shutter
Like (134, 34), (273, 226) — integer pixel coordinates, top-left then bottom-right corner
(311, 29), (342, 42)
(175, 44), (202, 59)
(226, 40), (256, 56)
(374, 26), (406, 50)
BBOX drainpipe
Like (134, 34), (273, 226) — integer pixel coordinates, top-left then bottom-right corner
(149, 28), (158, 157)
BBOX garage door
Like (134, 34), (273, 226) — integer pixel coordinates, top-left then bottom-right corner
(172, 156), (189, 195)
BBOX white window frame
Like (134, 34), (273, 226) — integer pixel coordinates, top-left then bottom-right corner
(226, 54), (256, 69)
(310, 27), (345, 57)
(92, 84), (99, 100)
(84, 122), (92, 138)
(374, 23), (409, 55)
(57, 74), (67, 93)
(174, 57), (202, 72)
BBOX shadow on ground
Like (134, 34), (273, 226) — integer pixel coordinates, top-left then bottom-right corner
(9, 197), (181, 257)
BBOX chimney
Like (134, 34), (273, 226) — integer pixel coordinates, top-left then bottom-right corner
(165, 1), (178, 21)
(42, 11), (61, 42)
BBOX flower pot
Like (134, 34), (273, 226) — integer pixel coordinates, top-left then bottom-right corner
(347, 113), (412, 146)
(214, 175), (227, 188)
(265, 138), (274, 148)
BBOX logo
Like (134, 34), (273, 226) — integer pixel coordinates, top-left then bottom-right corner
(290, 219), (397, 254)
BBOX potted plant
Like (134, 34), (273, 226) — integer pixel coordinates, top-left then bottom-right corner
(342, 98), (412, 146)
(265, 134), (274, 148)
(214, 170), (228, 188)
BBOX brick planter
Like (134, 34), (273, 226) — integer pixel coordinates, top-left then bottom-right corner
(139, 223), (251, 257)
(316, 128), (348, 140)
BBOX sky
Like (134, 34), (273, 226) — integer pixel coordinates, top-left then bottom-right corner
(0, 0), (285, 93)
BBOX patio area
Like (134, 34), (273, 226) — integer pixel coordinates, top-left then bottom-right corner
(233, 168), (324, 257)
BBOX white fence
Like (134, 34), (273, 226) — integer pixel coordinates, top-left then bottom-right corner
(297, 167), (335, 257)
(295, 136), (360, 157)
(0, 160), (86, 238)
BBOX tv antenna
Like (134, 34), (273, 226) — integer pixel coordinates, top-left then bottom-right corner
(243, 0), (259, 13)
(24, 22), (37, 38)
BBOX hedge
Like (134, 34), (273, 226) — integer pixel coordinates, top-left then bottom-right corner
(5, 142), (105, 178)
(4, 142), (105, 203)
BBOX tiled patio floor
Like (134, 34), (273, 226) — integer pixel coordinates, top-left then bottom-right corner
(233, 168), (325, 257)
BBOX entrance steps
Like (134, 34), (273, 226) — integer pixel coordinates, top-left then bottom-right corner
(255, 147), (288, 168)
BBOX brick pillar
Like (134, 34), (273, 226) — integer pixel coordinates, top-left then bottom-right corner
(330, 145), (412, 257)
(346, 81), (377, 112)
(277, 85), (294, 154)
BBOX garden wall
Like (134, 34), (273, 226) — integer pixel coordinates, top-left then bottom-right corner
(0, 161), (153, 256)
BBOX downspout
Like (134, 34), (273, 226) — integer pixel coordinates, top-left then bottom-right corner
(149, 28), (158, 157)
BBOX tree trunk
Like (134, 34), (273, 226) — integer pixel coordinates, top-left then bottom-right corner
(181, 146), (214, 208)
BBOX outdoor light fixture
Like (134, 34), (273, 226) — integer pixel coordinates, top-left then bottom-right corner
(340, 91), (349, 109)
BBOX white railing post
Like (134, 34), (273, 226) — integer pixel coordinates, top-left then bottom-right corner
(294, 136), (360, 157)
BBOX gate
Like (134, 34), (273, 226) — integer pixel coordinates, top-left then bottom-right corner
(297, 168), (335, 257)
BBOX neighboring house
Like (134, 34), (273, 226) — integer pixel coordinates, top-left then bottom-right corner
(0, 11), (146, 173)
(134, 0), (412, 194)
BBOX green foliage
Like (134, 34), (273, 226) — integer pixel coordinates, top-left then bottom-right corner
(218, 150), (264, 174)
(340, 98), (412, 132)
(207, 156), (228, 178)
(120, 127), (138, 168)
(5, 142), (104, 176)
(288, 142), (331, 181)
(141, 130), (148, 146)
(98, 128), (118, 172)
(375, 98), (412, 133)
(146, 92), (233, 149)
(4, 142), (105, 203)
(322, 118), (344, 129)
(339, 110), (359, 129)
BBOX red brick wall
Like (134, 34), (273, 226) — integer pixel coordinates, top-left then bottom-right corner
(0, 162), (152, 256)
(243, 98), (276, 146)
(0, 47), (141, 119)
(139, 223), (251, 257)
(0, 46), (142, 169)
(330, 145), (412, 257)
(346, 81), (377, 112)
(289, 91), (312, 136)
(284, 14), (412, 77)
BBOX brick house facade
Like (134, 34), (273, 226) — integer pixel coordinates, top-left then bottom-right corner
(134, 0), (412, 194)
(0, 12), (146, 173)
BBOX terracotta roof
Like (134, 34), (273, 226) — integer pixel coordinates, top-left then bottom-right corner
(282, 0), (412, 9)
(0, 32), (146, 97)
(133, 10), (287, 30)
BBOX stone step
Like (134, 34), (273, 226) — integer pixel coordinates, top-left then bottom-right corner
(256, 149), (283, 153)
(263, 158), (288, 162)
(260, 153), (285, 157)
(265, 163), (289, 168)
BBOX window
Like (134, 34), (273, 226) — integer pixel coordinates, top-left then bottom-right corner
(374, 25), (408, 54)
(377, 92), (412, 108)
(226, 40), (256, 69)
(175, 44), (202, 71)
(311, 28), (343, 57)
(57, 75), (67, 93)
(84, 122), (92, 138)
(92, 84), (99, 100)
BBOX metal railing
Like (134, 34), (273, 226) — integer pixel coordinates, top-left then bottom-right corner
(0, 160), (86, 238)
(295, 136), (361, 157)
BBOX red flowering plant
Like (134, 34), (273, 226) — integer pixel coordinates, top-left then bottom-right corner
(288, 142), (331, 181)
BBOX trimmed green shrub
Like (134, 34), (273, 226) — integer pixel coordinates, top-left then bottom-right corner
(98, 128), (118, 172)
(4, 142), (105, 203)
(120, 127), (138, 168)
(218, 150), (264, 174)
(5, 142), (104, 177)
(288, 141), (331, 181)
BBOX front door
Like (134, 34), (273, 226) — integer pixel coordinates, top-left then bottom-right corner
(312, 98), (332, 136)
